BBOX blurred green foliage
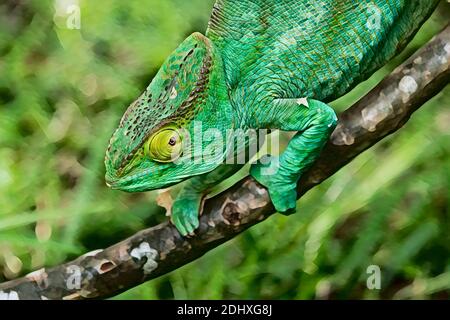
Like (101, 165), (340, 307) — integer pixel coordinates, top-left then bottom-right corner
(0, 0), (449, 299)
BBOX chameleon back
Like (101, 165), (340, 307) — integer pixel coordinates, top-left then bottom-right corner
(207, 0), (439, 108)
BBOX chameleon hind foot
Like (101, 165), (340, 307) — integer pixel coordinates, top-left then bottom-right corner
(250, 155), (297, 215)
(249, 98), (337, 216)
(171, 193), (204, 236)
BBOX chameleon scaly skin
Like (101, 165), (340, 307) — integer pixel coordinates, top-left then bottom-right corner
(105, 0), (439, 236)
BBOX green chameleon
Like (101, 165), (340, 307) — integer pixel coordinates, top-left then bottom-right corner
(105, 0), (439, 236)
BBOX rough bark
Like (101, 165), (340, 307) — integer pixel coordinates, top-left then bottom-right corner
(0, 25), (449, 300)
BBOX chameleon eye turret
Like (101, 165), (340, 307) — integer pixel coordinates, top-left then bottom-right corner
(104, 31), (233, 194)
(145, 127), (183, 163)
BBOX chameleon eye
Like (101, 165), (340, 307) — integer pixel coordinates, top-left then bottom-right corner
(146, 128), (182, 163)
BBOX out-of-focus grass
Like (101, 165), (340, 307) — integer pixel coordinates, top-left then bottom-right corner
(0, 0), (449, 299)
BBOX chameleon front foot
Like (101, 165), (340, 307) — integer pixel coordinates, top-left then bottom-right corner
(250, 155), (297, 215)
(170, 193), (203, 236)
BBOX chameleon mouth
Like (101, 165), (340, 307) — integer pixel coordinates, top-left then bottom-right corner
(104, 174), (120, 189)
(105, 166), (185, 193)
(105, 171), (151, 192)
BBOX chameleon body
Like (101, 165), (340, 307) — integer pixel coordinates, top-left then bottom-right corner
(105, 0), (439, 236)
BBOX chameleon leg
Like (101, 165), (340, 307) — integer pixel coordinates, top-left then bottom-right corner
(171, 164), (242, 236)
(250, 98), (337, 214)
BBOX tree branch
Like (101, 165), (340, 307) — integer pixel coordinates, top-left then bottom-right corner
(1, 25), (449, 300)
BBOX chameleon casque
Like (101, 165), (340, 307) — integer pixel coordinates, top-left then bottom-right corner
(105, 0), (439, 236)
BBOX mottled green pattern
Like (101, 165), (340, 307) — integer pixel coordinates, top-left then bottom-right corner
(207, 0), (439, 113)
(1, 0), (448, 298)
(105, 0), (439, 235)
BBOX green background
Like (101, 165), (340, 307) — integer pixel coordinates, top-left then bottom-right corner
(0, 0), (449, 299)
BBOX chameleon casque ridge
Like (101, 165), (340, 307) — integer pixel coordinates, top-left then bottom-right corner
(105, 0), (439, 236)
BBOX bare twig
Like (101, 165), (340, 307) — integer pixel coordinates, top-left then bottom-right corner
(0, 25), (449, 300)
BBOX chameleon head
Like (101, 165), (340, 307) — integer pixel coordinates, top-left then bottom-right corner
(104, 32), (232, 192)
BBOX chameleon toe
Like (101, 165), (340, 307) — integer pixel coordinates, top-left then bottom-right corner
(270, 188), (297, 216)
(188, 215), (200, 230)
(171, 214), (188, 236)
(171, 196), (201, 236)
(250, 157), (298, 216)
(184, 216), (199, 236)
